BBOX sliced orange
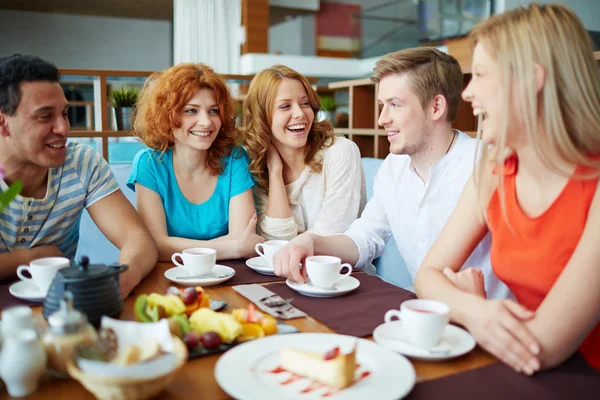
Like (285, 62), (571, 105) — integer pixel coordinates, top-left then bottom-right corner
(261, 315), (278, 336)
(238, 323), (265, 342)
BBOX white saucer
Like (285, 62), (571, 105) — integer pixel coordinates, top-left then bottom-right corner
(373, 320), (476, 361)
(9, 281), (46, 302)
(245, 256), (276, 276)
(164, 265), (235, 287)
(286, 275), (360, 298)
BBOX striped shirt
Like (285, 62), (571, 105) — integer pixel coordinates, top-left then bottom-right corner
(0, 142), (119, 260)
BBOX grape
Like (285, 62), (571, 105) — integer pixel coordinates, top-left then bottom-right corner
(166, 286), (181, 297)
(183, 331), (201, 351)
(181, 287), (199, 305)
(200, 332), (221, 349)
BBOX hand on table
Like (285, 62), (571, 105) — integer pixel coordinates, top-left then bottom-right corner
(272, 233), (314, 283)
(235, 213), (265, 259)
(443, 267), (486, 298)
(464, 297), (541, 375)
(32, 245), (63, 260)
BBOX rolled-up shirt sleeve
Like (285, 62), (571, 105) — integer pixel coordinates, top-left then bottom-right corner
(344, 167), (392, 273)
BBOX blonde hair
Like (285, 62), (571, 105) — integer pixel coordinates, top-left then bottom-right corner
(372, 47), (463, 122)
(471, 3), (600, 217)
(242, 65), (335, 190)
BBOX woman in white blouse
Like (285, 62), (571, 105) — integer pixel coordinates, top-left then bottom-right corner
(243, 65), (366, 240)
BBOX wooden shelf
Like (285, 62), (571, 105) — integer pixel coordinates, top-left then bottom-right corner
(329, 77), (373, 90)
(328, 49), (600, 160)
(69, 130), (135, 138)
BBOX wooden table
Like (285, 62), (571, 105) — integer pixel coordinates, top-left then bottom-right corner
(2, 262), (496, 399)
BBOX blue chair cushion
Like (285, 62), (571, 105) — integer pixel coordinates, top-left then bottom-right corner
(360, 158), (412, 289)
(75, 164), (134, 264)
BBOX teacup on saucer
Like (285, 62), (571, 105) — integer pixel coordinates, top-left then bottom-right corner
(9, 281), (46, 302)
(245, 256), (276, 276)
(373, 320), (475, 361)
(285, 275), (360, 298)
(164, 265), (234, 287)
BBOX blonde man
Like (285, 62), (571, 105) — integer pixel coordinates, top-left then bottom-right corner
(273, 47), (511, 300)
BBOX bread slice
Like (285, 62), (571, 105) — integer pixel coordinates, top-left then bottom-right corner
(112, 345), (141, 365)
(138, 338), (161, 362)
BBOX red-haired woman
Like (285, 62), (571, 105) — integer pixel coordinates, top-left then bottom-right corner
(127, 63), (263, 261)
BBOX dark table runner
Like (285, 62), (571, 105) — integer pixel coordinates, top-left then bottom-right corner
(407, 353), (600, 400)
(0, 277), (40, 309)
(219, 258), (286, 286)
(268, 273), (416, 337)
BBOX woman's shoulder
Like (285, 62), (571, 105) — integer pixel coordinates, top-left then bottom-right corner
(222, 146), (250, 169)
(133, 147), (171, 165)
(322, 136), (361, 160)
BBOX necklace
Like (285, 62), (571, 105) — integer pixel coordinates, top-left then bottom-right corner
(445, 131), (457, 155)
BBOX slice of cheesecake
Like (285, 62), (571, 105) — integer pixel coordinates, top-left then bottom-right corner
(280, 344), (357, 389)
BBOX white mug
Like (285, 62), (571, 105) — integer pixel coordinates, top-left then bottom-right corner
(171, 248), (216, 276)
(16, 257), (70, 295)
(305, 255), (352, 289)
(384, 299), (450, 349)
(255, 240), (289, 267)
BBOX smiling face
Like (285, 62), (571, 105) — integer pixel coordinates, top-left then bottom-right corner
(377, 74), (431, 156)
(462, 43), (509, 147)
(172, 88), (222, 152)
(269, 78), (315, 152)
(0, 81), (70, 168)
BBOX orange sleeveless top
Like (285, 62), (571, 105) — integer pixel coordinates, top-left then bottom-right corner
(488, 156), (600, 370)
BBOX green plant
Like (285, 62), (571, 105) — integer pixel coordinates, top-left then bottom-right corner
(320, 96), (336, 112)
(109, 86), (139, 108)
(0, 164), (21, 212)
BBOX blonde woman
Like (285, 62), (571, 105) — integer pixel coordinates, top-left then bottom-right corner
(243, 65), (366, 241)
(414, 4), (600, 374)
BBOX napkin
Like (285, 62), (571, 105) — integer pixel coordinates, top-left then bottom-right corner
(233, 284), (307, 320)
(100, 316), (174, 353)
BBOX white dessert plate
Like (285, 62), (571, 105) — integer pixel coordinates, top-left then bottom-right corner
(285, 276), (360, 298)
(245, 256), (276, 276)
(9, 281), (46, 302)
(373, 320), (476, 361)
(215, 333), (415, 400)
(164, 265), (235, 287)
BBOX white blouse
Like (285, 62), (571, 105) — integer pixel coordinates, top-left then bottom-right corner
(254, 136), (366, 241)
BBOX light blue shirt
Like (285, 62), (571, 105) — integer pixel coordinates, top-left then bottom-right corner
(127, 147), (254, 240)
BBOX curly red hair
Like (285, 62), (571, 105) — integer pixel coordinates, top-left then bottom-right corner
(132, 63), (238, 176)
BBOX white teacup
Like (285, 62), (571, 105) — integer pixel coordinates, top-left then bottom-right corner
(16, 257), (70, 294)
(384, 299), (450, 349)
(171, 248), (217, 276)
(255, 240), (289, 267)
(305, 255), (352, 289)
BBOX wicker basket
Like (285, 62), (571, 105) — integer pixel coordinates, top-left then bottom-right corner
(66, 336), (188, 400)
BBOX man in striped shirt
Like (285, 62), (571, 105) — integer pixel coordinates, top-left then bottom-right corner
(0, 54), (157, 296)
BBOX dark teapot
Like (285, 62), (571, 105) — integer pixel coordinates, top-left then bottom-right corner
(42, 256), (128, 327)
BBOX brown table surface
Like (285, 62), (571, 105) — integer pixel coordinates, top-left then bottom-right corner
(0, 261), (496, 399)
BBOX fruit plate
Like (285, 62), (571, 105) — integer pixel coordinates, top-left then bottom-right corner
(187, 322), (299, 360)
(215, 333), (415, 400)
